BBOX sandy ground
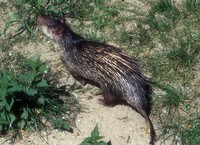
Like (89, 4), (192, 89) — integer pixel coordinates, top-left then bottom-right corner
(0, 38), (154, 145)
(0, 92), (152, 145)
(0, 35), (172, 145)
(0, 0), (173, 145)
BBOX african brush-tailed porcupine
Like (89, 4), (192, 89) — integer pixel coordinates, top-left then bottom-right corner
(37, 15), (156, 145)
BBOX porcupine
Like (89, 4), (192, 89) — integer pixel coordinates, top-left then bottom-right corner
(37, 15), (156, 145)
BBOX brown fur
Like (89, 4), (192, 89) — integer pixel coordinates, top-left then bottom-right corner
(37, 15), (156, 145)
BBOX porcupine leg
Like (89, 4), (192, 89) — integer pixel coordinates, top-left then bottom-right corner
(71, 72), (101, 87)
(71, 72), (87, 85)
(99, 92), (123, 106)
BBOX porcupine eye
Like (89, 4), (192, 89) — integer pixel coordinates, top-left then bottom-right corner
(53, 27), (64, 36)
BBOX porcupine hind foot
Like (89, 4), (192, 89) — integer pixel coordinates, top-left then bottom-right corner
(71, 72), (87, 85)
(98, 92), (124, 107)
(71, 72), (100, 87)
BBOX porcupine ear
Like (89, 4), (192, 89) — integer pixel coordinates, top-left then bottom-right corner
(60, 17), (65, 24)
(59, 14), (66, 24)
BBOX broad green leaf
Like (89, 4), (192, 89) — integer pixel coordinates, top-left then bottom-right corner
(91, 125), (100, 138)
(38, 64), (48, 73)
(94, 136), (104, 140)
(19, 71), (36, 83)
(17, 119), (26, 129)
(81, 137), (92, 143)
(48, 5), (55, 11)
(36, 0), (42, 5)
(0, 111), (6, 120)
(53, 119), (72, 131)
(79, 143), (91, 145)
(27, 71), (37, 82)
(0, 124), (2, 132)
(8, 85), (22, 92)
(0, 102), (4, 108)
(25, 59), (37, 69)
(99, 142), (108, 145)
(60, 122), (71, 131)
(2, 97), (9, 111)
(26, 88), (37, 96)
(99, 142), (107, 145)
(0, 75), (8, 86)
(93, 143), (101, 145)
(2, 96), (14, 111)
(36, 80), (48, 87)
(0, 87), (7, 97)
(38, 96), (45, 105)
(9, 113), (16, 125)
(21, 108), (28, 120)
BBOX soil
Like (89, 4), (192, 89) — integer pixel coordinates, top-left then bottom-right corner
(0, 36), (172, 145)
(0, 39), (162, 145)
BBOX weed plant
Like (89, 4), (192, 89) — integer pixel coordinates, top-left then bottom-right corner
(0, 51), (80, 137)
(79, 125), (111, 145)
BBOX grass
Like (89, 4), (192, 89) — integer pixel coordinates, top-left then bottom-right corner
(0, 0), (200, 145)
(0, 50), (80, 141)
(141, 0), (200, 144)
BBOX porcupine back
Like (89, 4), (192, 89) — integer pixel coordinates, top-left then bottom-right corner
(59, 34), (152, 112)
(61, 40), (155, 144)
(37, 15), (155, 145)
